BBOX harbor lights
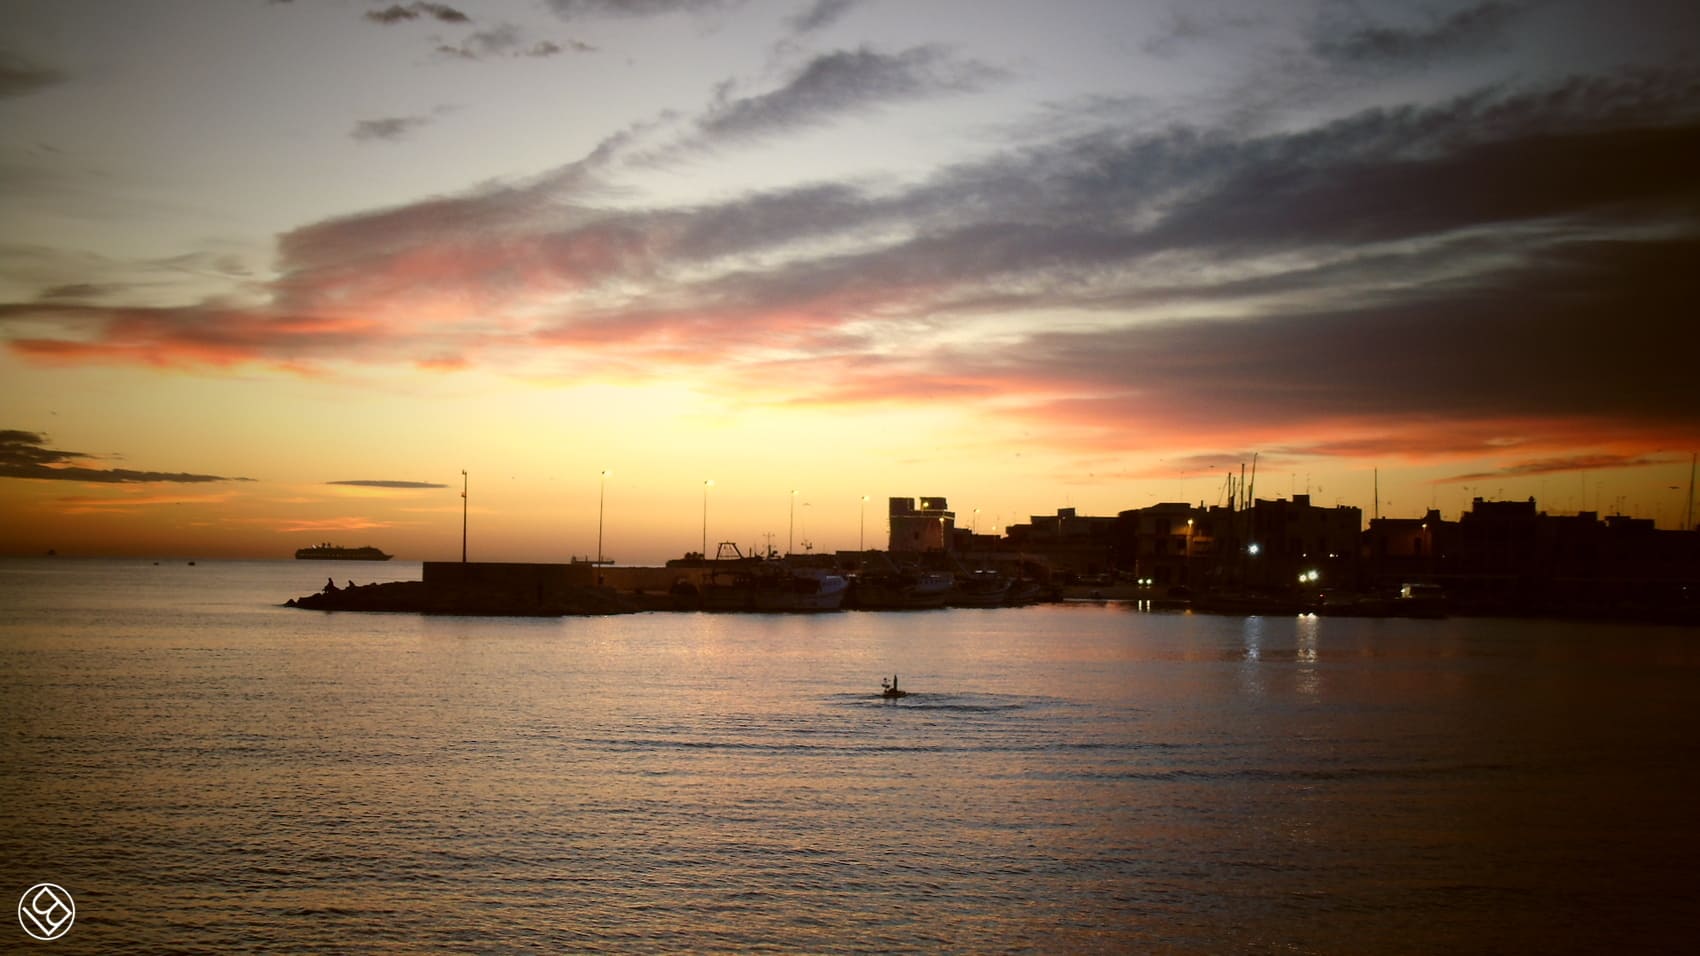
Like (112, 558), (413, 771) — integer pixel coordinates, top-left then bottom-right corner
(1298, 569), (1320, 585)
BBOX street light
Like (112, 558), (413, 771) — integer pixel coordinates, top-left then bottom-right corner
(702, 479), (714, 559)
(789, 489), (797, 556)
(597, 470), (611, 566)
(460, 469), (468, 563)
(860, 495), (869, 551)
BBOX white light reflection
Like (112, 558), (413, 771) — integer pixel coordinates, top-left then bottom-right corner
(1296, 612), (1321, 701)
(1239, 615), (1265, 697)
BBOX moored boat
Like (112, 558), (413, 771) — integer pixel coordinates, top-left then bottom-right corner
(850, 566), (954, 609)
(949, 569), (1010, 607)
(692, 545), (849, 612)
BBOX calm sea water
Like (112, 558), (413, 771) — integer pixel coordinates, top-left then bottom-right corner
(2, 558), (1697, 954)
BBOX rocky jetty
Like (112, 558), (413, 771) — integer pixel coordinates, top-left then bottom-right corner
(285, 578), (659, 616)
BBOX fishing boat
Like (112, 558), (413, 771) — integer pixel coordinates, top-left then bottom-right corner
(694, 544), (848, 612)
(881, 675), (908, 699)
(848, 554), (954, 610)
(294, 543), (393, 561)
(948, 569), (1011, 607)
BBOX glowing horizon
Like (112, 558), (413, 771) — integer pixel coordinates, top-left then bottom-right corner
(3, 1), (1698, 562)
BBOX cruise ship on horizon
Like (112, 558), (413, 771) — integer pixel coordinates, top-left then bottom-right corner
(294, 543), (393, 561)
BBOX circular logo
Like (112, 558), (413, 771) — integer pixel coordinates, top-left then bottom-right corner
(17, 883), (75, 941)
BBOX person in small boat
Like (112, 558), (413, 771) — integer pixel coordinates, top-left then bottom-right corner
(324, 577), (338, 593)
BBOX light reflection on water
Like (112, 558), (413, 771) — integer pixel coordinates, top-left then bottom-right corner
(1, 560), (1698, 953)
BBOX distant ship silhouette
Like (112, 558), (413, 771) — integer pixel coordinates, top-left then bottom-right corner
(294, 543), (393, 561)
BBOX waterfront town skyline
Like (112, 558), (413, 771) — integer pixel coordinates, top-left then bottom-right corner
(5, 449), (1696, 565)
(4, 2), (1698, 562)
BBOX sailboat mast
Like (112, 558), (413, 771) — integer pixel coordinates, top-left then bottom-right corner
(1688, 452), (1696, 531)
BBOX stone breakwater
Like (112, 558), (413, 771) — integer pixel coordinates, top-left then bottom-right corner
(285, 573), (664, 616)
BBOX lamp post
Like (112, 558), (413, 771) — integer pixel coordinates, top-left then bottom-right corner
(860, 495), (869, 551)
(598, 470), (610, 566)
(788, 489), (797, 556)
(460, 469), (468, 563)
(702, 479), (714, 559)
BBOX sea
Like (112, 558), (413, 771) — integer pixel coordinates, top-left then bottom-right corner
(2, 558), (1697, 954)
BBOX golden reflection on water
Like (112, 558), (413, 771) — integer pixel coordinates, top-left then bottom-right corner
(2, 562), (1698, 953)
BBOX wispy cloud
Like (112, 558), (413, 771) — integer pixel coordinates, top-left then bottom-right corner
(788, 0), (863, 35)
(327, 479), (449, 489)
(436, 24), (577, 59)
(1441, 453), (1675, 484)
(1313, 1), (1530, 67)
(0, 50), (66, 99)
(352, 115), (434, 142)
(55, 489), (245, 514)
(0, 430), (255, 483)
(364, 2), (470, 25)
(4, 65), (1698, 466)
(273, 516), (398, 533)
(543, 0), (733, 18)
(699, 46), (1004, 141)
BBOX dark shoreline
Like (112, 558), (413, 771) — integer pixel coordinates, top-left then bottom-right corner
(286, 579), (1696, 624)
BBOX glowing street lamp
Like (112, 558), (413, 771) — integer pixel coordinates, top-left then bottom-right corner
(597, 470), (611, 566)
(860, 495), (869, 551)
(702, 479), (714, 558)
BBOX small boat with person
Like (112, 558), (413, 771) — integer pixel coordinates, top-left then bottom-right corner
(881, 674), (908, 699)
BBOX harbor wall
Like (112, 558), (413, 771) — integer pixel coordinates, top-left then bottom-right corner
(594, 565), (707, 594)
(422, 561), (591, 613)
(419, 561), (706, 612)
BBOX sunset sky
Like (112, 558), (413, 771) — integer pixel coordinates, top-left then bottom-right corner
(3, 0), (1698, 563)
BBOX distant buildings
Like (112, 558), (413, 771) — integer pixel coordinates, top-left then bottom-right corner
(1365, 497), (1700, 614)
(882, 491), (1698, 616)
(888, 496), (955, 552)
